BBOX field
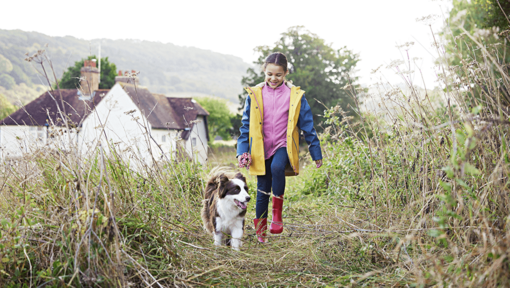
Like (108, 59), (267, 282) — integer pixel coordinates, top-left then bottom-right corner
(1, 21), (510, 288)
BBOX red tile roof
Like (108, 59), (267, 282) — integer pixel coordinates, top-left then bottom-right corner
(165, 97), (209, 140)
(0, 89), (106, 127)
(120, 83), (182, 129)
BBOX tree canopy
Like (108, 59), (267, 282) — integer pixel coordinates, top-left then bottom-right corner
(195, 97), (233, 141)
(466, 0), (510, 30)
(442, 0), (510, 108)
(239, 26), (360, 127)
(444, 0), (510, 66)
(0, 54), (13, 74)
(0, 94), (16, 120)
(58, 56), (117, 89)
(0, 74), (16, 90)
(0, 54), (16, 89)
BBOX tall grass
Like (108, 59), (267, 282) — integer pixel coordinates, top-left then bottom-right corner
(1, 17), (510, 287)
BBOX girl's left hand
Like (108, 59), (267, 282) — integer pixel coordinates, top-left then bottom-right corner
(315, 159), (323, 168)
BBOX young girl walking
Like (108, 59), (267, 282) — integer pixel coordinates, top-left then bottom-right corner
(237, 52), (323, 243)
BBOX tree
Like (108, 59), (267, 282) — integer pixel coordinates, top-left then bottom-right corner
(444, 0), (510, 67)
(443, 0), (510, 107)
(0, 54), (13, 74)
(229, 113), (242, 139)
(195, 97), (233, 140)
(0, 94), (16, 120)
(0, 74), (16, 89)
(58, 56), (117, 89)
(239, 26), (360, 127)
(468, 0), (510, 30)
(9, 66), (32, 85)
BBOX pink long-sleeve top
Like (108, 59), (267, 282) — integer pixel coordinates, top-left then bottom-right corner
(262, 82), (291, 159)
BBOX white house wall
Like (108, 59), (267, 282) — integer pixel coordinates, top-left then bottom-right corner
(184, 115), (208, 165)
(79, 84), (155, 166)
(150, 128), (179, 160)
(0, 126), (47, 159)
(78, 84), (182, 168)
(1, 124), (84, 161)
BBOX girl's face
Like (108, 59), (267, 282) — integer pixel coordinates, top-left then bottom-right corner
(264, 63), (288, 89)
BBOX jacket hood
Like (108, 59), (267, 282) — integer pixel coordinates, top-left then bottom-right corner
(254, 81), (297, 89)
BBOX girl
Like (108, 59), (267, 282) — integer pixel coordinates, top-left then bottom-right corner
(237, 52), (323, 243)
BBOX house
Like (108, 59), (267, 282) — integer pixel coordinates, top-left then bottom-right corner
(0, 60), (210, 166)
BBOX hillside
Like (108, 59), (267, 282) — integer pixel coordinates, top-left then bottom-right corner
(0, 29), (250, 105)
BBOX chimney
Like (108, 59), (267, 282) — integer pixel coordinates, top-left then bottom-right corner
(80, 59), (100, 95)
(115, 69), (139, 85)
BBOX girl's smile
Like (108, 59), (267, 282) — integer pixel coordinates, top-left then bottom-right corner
(264, 63), (288, 88)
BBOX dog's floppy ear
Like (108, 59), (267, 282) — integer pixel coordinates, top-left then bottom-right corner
(217, 173), (230, 198)
(234, 172), (246, 184)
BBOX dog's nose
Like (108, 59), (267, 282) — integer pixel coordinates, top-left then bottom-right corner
(246, 196), (251, 202)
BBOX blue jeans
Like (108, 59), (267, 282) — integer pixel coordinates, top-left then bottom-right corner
(256, 147), (289, 219)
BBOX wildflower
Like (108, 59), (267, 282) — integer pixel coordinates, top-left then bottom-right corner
(371, 65), (383, 74)
(386, 60), (405, 69)
(416, 14), (439, 25)
(499, 30), (510, 37)
(342, 84), (353, 90)
(238, 152), (252, 170)
(396, 42), (415, 50)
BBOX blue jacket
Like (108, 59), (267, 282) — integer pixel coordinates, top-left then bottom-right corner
(237, 85), (322, 176)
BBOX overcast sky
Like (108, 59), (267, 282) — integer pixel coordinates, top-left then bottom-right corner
(1, 0), (452, 89)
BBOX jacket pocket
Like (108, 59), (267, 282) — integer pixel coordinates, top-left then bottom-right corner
(249, 137), (253, 154)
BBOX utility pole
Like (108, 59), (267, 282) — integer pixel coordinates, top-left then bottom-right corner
(98, 42), (101, 83)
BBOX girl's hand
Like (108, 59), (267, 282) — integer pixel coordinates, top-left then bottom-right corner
(238, 153), (252, 170)
(315, 159), (323, 168)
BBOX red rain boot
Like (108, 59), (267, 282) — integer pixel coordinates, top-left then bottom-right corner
(270, 195), (284, 234)
(253, 218), (268, 243)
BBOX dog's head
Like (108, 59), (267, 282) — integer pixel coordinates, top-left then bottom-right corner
(217, 172), (250, 210)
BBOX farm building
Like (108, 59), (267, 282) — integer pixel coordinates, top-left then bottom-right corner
(0, 60), (210, 166)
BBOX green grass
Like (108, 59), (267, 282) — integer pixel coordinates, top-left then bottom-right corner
(2, 17), (510, 287)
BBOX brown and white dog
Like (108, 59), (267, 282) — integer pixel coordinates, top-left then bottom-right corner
(201, 169), (250, 250)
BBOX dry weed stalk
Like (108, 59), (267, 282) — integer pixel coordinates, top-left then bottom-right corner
(1, 14), (510, 287)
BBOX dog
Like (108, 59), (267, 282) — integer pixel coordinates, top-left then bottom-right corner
(201, 168), (250, 250)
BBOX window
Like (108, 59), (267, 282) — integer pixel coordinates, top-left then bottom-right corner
(37, 127), (44, 142)
(162, 135), (166, 142)
(192, 137), (197, 147)
(30, 127), (37, 141)
(30, 127), (45, 142)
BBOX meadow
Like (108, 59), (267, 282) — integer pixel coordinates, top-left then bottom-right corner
(1, 21), (510, 288)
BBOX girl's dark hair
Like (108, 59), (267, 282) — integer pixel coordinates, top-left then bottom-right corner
(264, 52), (288, 72)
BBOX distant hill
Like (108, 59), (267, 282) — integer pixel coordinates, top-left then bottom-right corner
(0, 29), (250, 105)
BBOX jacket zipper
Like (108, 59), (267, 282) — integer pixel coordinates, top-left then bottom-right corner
(271, 88), (275, 154)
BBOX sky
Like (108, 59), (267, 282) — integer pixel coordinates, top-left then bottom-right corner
(1, 0), (452, 89)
